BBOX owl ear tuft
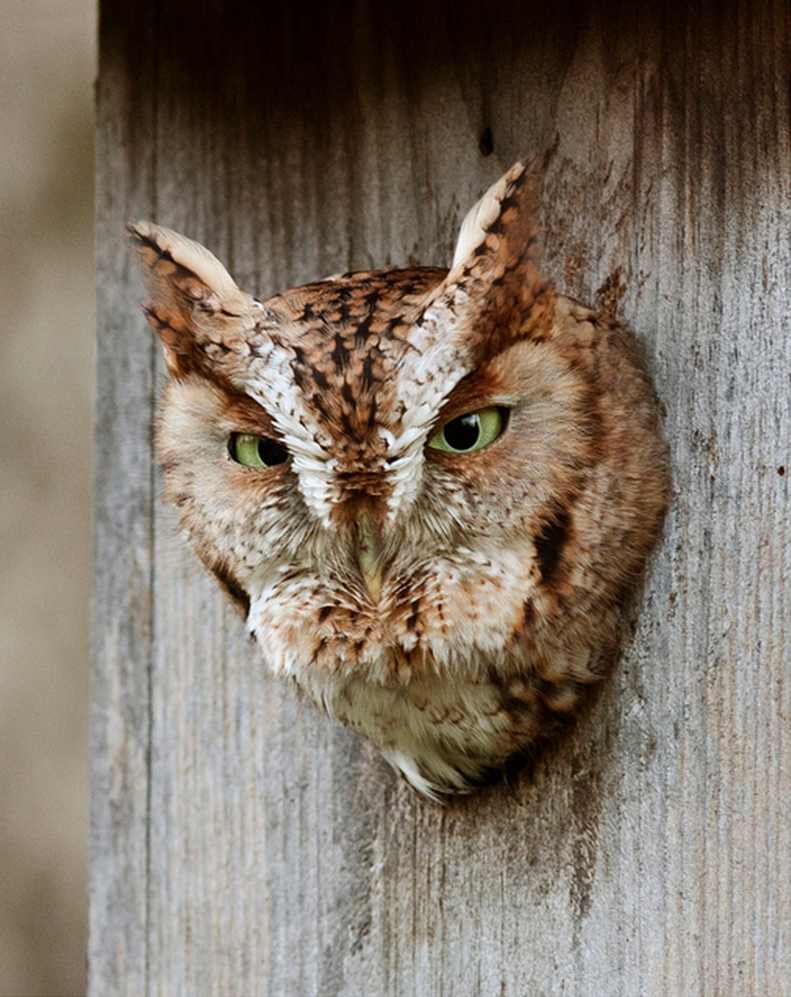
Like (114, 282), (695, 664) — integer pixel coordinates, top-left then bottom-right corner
(127, 221), (256, 377)
(438, 162), (553, 355)
(451, 161), (543, 274)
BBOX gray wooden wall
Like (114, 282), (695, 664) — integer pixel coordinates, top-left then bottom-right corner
(91, 1), (791, 994)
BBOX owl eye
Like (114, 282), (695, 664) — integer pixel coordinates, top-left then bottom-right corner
(229, 432), (290, 468)
(427, 407), (508, 454)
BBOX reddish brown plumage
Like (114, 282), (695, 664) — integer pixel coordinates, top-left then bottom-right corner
(129, 162), (670, 797)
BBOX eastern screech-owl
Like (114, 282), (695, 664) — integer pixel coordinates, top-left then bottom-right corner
(129, 162), (669, 798)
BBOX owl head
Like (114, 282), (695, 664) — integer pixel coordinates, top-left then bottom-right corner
(129, 163), (669, 796)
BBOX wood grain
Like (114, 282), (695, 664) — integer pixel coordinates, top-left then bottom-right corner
(92, 1), (791, 993)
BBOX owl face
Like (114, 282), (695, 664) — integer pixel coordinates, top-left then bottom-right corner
(131, 163), (669, 796)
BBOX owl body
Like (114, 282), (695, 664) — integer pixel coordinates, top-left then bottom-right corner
(131, 163), (669, 797)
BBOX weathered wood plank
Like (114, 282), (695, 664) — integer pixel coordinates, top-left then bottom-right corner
(90, 8), (159, 994)
(92, 1), (791, 994)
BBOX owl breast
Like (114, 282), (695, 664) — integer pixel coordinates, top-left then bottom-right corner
(249, 549), (596, 796)
(132, 161), (670, 797)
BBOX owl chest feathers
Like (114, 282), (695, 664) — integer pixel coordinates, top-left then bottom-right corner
(243, 540), (598, 796)
(251, 573), (591, 797)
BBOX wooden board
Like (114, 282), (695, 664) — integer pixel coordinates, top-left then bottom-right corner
(91, 1), (791, 993)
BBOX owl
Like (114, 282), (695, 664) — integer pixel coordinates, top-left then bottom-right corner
(129, 162), (669, 798)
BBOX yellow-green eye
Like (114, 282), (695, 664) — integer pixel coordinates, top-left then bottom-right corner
(229, 433), (289, 468)
(427, 407), (508, 454)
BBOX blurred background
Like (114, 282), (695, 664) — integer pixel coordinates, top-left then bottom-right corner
(0, 1), (94, 994)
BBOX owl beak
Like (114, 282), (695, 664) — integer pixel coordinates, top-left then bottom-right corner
(354, 513), (383, 603)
